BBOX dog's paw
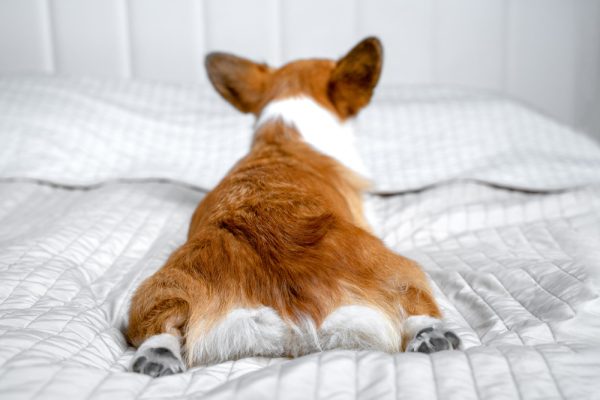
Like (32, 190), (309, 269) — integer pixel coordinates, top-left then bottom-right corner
(407, 326), (461, 354)
(131, 346), (185, 377)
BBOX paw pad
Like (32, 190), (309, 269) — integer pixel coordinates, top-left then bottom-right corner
(408, 327), (461, 354)
(131, 347), (185, 377)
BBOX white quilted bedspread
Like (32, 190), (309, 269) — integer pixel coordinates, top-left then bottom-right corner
(1, 77), (600, 400)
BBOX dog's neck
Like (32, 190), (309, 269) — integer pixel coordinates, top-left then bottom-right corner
(255, 96), (369, 177)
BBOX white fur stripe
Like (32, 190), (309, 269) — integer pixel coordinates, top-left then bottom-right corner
(256, 96), (369, 177)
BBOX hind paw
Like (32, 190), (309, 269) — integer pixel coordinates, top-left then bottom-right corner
(130, 334), (185, 377)
(131, 346), (185, 377)
(407, 326), (461, 353)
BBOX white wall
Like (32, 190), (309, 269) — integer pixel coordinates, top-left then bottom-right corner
(0, 0), (599, 140)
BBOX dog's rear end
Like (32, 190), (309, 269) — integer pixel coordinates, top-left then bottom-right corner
(127, 38), (460, 377)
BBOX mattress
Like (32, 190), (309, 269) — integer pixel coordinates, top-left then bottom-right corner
(0, 76), (599, 400)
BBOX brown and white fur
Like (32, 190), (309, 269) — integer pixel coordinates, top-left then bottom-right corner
(126, 37), (460, 377)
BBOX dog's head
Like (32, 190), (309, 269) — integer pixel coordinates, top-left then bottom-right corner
(205, 37), (383, 121)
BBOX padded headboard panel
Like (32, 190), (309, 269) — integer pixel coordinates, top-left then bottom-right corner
(0, 0), (599, 139)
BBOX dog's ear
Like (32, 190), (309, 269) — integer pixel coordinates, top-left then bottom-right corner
(205, 53), (272, 114)
(328, 37), (383, 118)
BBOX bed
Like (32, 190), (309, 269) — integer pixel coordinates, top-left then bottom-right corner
(0, 76), (599, 399)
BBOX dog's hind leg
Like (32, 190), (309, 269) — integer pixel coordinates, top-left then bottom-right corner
(391, 263), (461, 353)
(383, 253), (462, 354)
(127, 264), (194, 377)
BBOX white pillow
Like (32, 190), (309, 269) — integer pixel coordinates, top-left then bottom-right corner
(1, 76), (599, 193)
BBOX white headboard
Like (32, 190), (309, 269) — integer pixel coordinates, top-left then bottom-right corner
(0, 0), (599, 139)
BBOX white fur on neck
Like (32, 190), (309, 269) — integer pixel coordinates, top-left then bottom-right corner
(256, 96), (369, 177)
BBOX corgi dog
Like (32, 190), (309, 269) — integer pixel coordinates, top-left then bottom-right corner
(127, 37), (460, 377)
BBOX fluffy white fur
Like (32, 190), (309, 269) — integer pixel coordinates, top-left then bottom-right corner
(285, 315), (321, 357)
(187, 307), (289, 365)
(319, 305), (402, 352)
(255, 96), (370, 177)
(186, 305), (409, 365)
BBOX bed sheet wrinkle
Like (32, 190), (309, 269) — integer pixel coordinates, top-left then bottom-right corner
(454, 271), (526, 346)
(462, 268), (557, 344)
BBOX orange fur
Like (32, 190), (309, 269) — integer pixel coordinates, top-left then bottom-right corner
(127, 37), (441, 362)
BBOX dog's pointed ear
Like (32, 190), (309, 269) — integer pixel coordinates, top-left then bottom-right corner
(328, 37), (383, 118)
(205, 52), (272, 114)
